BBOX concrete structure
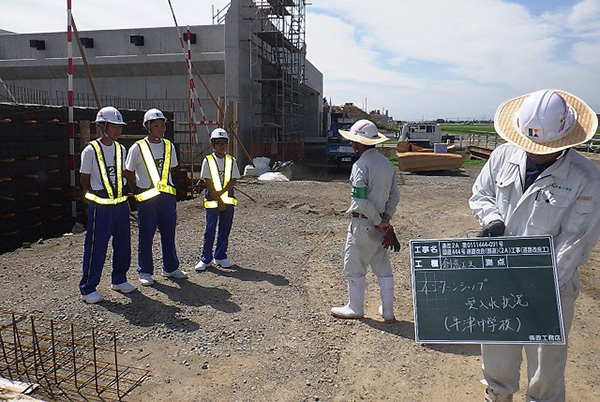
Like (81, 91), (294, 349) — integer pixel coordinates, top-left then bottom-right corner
(0, 0), (323, 166)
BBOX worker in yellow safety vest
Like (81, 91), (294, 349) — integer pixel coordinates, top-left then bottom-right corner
(79, 106), (135, 303)
(195, 128), (240, 271)
(124, 108), (188, 286)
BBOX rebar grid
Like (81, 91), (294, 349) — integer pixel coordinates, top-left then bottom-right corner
(0, 309), (149, 401)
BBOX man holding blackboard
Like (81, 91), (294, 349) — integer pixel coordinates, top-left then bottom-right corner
(470, 89), (600, 402)
(331, 120), (400, 322)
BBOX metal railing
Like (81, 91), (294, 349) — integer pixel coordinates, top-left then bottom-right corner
(468, 130), (502, 149)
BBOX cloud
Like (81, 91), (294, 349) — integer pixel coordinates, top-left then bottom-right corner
(307, 0), (600, 119)
(567, 0), (600, 35)
(2, 0), (598, 118)
(0, 0), (220, 33)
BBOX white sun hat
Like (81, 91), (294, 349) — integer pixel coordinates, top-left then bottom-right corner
(339, 119), (388, 145)
(494, 89), (598, 154)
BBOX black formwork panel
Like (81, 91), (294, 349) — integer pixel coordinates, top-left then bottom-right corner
(0, 104), (85, 252)
(0, 103), (176, 253)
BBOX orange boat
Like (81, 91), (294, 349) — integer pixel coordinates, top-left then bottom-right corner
(396, 141), (462, 172)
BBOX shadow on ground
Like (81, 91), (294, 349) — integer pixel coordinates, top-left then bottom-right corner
(207, 264), (290, 286)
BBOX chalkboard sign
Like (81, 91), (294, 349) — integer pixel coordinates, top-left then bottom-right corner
(410, 236), (565, 344)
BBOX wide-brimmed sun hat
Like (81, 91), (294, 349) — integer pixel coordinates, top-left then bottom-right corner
(339, 119), (388, 145)
(494, 89), (598, 154)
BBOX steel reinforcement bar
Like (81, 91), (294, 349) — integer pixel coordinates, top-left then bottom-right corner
(0, 309), (149, 401)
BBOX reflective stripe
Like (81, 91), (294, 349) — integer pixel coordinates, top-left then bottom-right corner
(204, 154), (237, 208)
(86, 140), (127, 205)
(135, 138), (176, 202)
(85, 192), (128, 204)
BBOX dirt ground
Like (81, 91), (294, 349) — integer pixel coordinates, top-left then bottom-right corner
(1, 159), (599, 401)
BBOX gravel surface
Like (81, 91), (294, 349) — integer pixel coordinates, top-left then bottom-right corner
(1, 161), (599, 401)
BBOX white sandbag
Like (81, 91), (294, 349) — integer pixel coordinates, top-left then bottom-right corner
(244, 164), (271, 176)
(244, 165), (260, 176)
(253, 156), (271, 166)
(258, 172), (290, 182)
(244, 156), (272, 176)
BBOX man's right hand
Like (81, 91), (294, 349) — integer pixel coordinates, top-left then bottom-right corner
(477, 220), (505, 237)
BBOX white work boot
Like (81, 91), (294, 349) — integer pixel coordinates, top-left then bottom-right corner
(378, 276), (396, 322)
(81, 291), (103, 304)
(484, 387), (513, 402)
(331, 276), (365, 319)
(214, 258), (233, 268)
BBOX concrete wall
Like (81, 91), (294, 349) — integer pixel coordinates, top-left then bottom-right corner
(0, 25), (225, 105)
(304, 59), (324, 137)
(225, 0), (260, 165)
(0, 1), (323, 167)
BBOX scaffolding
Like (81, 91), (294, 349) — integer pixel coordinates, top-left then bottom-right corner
(250, 0), (307, 160)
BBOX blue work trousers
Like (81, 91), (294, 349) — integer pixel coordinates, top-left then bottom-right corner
(137, 193), (179, 274)
(201, 205), (234, 263)
(80, 201), (131, 295)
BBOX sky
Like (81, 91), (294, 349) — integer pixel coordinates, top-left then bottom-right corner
(1, 0), (599, 121)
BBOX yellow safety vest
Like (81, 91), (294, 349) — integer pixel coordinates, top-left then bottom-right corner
(204, 154), (238, 208)
(84, 140), (128, 205)
(134, 138), (177, 202)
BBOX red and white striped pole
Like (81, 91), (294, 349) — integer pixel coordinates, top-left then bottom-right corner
(167, 0), (211, 137)
(186, 26), (198, 144)
(67, 0), (77, 227)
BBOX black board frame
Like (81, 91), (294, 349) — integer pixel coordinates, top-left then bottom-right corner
(410, 235), (565, 344)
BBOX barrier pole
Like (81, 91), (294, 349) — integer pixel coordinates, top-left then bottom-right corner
(67, 0), (77, 227)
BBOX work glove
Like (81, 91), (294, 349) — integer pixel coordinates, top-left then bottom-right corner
(382, 226), (401, 252)
(477, 220), (505, 237)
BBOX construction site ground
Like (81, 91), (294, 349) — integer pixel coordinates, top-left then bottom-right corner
(1, 158), (599, 401)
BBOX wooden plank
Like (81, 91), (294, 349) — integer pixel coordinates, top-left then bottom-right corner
(468, 145), (493, 160)
(396, 152), (462, 172)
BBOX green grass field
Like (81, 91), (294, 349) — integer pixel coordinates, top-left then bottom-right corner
(440, 124), (495, 135)
(441, 123), (600, 135)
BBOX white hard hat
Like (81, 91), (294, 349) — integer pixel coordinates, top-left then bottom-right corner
(210, 128), (229, 140)
(143, 108), (167, 127)
(514, 90), (575, 143)
(339, 119), (387, 145)
(95, 106), (126, 125)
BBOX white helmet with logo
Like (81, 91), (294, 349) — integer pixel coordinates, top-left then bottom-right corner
(514, 90), (576, 143)
(210, 128), (229, 140)
(339, 119), (387, 145)
(143, 108), (167, 128)
(95, 106), (126, 125)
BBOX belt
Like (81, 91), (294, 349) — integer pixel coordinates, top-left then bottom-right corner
(351, 212), (368, 219)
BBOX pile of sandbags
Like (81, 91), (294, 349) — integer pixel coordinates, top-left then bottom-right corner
(243, 157), (271, 177)
(244, 157), (293, 182)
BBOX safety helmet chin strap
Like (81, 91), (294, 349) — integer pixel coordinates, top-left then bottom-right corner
(97, 122), (115, 146)
(97, 122), (108, 136)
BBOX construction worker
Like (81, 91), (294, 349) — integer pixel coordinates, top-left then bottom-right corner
(124, 108), (187, 286)
(470, 89), (600, 402)
(331, 120), (400, 322)
(195, 128), (240, 271)
(79, 106), (135, 303)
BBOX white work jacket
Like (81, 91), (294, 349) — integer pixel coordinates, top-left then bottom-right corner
(346, 148), (400, 226)
(470, 143), (600, 286)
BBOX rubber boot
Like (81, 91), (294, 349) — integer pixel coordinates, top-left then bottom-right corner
(331, 276), (365, 319)
(484, 387), (513, 402)
(378, 276), (396, 322)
